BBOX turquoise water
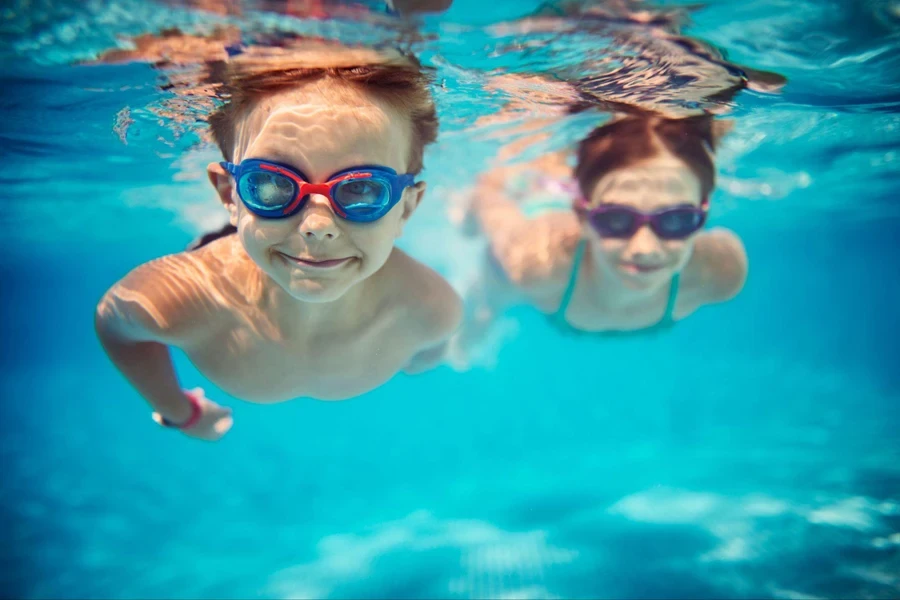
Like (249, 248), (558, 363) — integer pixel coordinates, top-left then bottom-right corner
(2, 0), (900, 598)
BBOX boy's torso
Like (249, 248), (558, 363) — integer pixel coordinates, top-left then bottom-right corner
(174, 238), (444, 402)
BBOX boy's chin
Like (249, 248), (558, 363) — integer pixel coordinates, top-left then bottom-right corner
(284, 279), (355, 303)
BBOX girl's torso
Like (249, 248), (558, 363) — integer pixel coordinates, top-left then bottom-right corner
(491, 218), (708, 334)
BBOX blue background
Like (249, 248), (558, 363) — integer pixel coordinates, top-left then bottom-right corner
(1, 0), (899, 597)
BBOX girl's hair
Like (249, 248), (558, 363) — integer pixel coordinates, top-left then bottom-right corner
(574, 115), (721, 200)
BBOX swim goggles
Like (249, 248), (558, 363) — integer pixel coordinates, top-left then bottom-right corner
(221, 159), (416, 223)
(577, 200), (708, 240)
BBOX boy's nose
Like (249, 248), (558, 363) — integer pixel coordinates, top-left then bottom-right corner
(298, 195), (340, 240)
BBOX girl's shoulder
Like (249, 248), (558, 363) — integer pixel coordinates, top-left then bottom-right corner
(682, 228), (748, 305)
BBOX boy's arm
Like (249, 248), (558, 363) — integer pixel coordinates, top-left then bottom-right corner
(403, 268), (464, 375)
(94, 255), (231, 439)
(404, 342), (451, 375)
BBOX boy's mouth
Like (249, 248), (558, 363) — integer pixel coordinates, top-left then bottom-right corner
(278, 252), (353, 269)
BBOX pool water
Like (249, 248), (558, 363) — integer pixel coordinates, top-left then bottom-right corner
(1, 0), (899, 598)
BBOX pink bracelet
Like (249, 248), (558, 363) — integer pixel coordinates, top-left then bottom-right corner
(160, 391), (202, 430)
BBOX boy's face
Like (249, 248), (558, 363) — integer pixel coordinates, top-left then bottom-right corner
(208, 83), (425, 303)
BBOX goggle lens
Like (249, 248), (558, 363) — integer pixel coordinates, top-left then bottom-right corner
(588, 206), (705, 240)
(655, 208), (704, 239)
(239, 171), (296, 211)
(333, 177), (392, 216)
(592, 209), (638, 237)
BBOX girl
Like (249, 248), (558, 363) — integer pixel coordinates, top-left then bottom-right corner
(457, 115), (745, 355)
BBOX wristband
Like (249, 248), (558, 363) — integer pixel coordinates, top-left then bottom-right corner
(159, 391), (202, 430)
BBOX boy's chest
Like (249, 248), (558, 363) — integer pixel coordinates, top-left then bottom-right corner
(185, 315), (419, 402)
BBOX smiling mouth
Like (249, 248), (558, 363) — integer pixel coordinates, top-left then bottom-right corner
(620, 262), (666, 274)
(278, 253), (353, 269)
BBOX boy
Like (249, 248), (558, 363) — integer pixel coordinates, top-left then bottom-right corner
(95, 43), (462, 441)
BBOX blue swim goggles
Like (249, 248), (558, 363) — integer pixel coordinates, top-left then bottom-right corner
(221, 159), (416, 223)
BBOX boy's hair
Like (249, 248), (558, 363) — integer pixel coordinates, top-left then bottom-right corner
(208, 41), (438, 174)
(574, 115), (722, 200)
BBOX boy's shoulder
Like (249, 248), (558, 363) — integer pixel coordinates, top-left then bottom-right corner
(123, 235), (246, 294)
(380, 248), (463, 345)
(101, 236), (252, 345)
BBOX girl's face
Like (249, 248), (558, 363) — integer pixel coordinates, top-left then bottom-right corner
(582, 151), (704, 291)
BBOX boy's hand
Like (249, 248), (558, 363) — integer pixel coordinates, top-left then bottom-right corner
(152, 388), (233, 441)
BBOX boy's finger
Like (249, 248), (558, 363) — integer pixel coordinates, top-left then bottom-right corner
(214, 416), (233, 434)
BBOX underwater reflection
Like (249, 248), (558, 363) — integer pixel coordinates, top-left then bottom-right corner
(453, 113), (747, 363)
(154, 0), (453, 17)
(449, 0), (792, 366)
(94, 38), (462, 441)
(481, 0), (785, 121)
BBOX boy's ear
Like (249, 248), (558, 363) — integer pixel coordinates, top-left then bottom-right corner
(398, 181), (426, 234)
(207, 162), (239, 226)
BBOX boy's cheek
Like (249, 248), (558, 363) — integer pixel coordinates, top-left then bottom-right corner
(236, 209), (253, 232)
(351, 225), (398, 261)
(236, 213), (286, 247)
(393, 212), (410, 239)
(396, 191), (424, 237)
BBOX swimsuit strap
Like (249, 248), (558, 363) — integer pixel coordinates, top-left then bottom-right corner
(555, 238), (587, 322)
(662, 272), (681, 323)
(554, 240), (680, 329)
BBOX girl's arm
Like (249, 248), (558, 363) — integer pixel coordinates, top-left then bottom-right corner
(471, 155), (579, 288)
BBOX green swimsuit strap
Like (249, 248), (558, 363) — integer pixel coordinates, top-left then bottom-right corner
(662, 272), (681, 323)
(555, 238), (587, 321)
(556, 240), (681, 326)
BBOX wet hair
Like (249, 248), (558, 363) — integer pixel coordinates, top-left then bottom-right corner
(187, 222), (237, 251)
(207, 42), (438, 174)
(574, 115), (719, 201)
